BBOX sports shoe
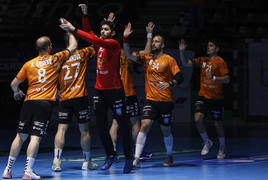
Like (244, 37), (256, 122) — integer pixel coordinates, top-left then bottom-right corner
(114, 155), (120, 163)
(132, 158), (140, 169)
(201, 139), (213, 155)
(139, 151), (153, 160)
(101, 155), (115, 170)
(123, 159), (133, 174)
(217, 146), (226, 159)
(82, 160), (98, 170)
(2, 168), (12, 179)
(52, 160), (61, 172)
(163, 155), (173, 167)
(22, 169), (41, 180)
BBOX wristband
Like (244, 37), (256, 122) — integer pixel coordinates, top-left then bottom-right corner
(147, 33), (152, 39)
(123, 37), (128, 43)
(212, 76), (216, 81)
(168, 80), (175, 87)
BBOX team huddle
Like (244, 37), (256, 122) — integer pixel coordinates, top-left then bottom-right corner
(2, 3), (229, 180)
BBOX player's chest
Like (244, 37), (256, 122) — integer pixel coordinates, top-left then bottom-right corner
(201, 61), (219, 73)
(146, 58), (167, 73)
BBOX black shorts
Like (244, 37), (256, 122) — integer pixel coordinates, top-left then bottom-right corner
(17, 100), (53, 136)
(92, 89), (126, 119)
(125, 95), (140, 118)
(58, 96), (90, 124)
(142, 100), (174, 126)
(194, 96), (224, 121)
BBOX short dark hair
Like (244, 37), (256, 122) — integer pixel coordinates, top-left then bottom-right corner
(100, 20), (116, 31)
(207, 38), (220, 48)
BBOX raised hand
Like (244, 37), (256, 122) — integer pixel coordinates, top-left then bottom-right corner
(78, 4), (88, 15)
(104, 12), (115, 22)
(178, 39), (187, 51)
(146, 21), (155, 33)
(123, 22), (133, 38)
(59, 18), (75, 32)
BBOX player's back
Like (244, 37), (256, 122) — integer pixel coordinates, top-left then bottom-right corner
(17, 50), (70, 101)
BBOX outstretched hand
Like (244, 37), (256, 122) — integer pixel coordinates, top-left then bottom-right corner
(146, 21), (155, 33)
(104, 12), (115, 22)
(78, 4), (88, 15)
(178, 39), (187, 51)
(59, 18), (75, 32)
(123, 22), (133, 38)
(13, 90), (25, 101)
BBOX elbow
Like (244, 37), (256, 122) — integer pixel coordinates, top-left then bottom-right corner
(174, 72), (184, 85)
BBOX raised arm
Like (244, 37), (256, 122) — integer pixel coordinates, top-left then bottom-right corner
(10, 77), (25, 101)
(78, 4), (94, 34)
(66, 32), (78, 53)
(178, 39), (193, 67)
(140, 21), (155, 54)
(59, 18), (119, 49)
(123, 22), (137, 62)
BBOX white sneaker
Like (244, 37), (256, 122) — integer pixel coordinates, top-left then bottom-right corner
(2, 168), (12, 179)
(22, 169), (41, 180)
(217, 147), (226, 159)
(201, 139), (213, 155)
(82, 161), (98, 170)
(52, 160), (62, 172)
(133, 158), (140, 169)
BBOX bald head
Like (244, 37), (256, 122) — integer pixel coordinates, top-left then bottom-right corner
(36, 36), (51, 53)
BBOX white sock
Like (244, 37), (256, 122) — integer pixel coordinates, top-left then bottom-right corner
(135, 132), (147, 159)
(5, 156), (16, 171)
(54, 148), (62, 161)
(83, 151), (90, 162)
(219, 137), (225, 147)
(200, 132), (209, 143)
(164, 134), (173, 156)
(24, 157), (35, 172)
(113, 143), (117, 152)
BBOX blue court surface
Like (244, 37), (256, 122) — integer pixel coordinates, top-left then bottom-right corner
(1, 123), (268, 180)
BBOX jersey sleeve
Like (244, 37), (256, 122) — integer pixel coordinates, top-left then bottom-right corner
(52, 50), (71, 64)
(219, 60), (229, 76)
(82, 16), (94, 35)
(16, 63), (27, 82)
(169, 58), (181, 76)
(79, 46), (96, 62)
(136, 53), (150, 66)
(76, 29), (121, 50)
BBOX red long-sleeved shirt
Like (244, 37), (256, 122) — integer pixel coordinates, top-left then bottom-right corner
(76, 16), (122, 90)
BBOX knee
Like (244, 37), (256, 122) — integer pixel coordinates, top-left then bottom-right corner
(140, 122), (150, 132)
(81, 131), (90, 139)
(194, 113), (203, 123)
(17, 133), (28, 143)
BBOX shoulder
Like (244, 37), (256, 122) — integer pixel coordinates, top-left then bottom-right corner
(215, 56), (227, 64)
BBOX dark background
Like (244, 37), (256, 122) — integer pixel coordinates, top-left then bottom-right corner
(0, 0), (267, 133)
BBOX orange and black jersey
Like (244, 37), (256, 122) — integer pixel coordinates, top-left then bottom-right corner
(120, 50), (136, 97)
(136, 53), (181, 102)
(192, 56), (229, 99)
(58, 47), (96, 101)
(16, 50), (70, 101)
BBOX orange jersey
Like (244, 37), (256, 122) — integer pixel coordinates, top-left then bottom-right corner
(16, 50), (70, 101)
(120, 51), (136, 97)
(137, 53), (181, 102)
(193, 56), (229, 99)
(58, 47), (96, 101)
